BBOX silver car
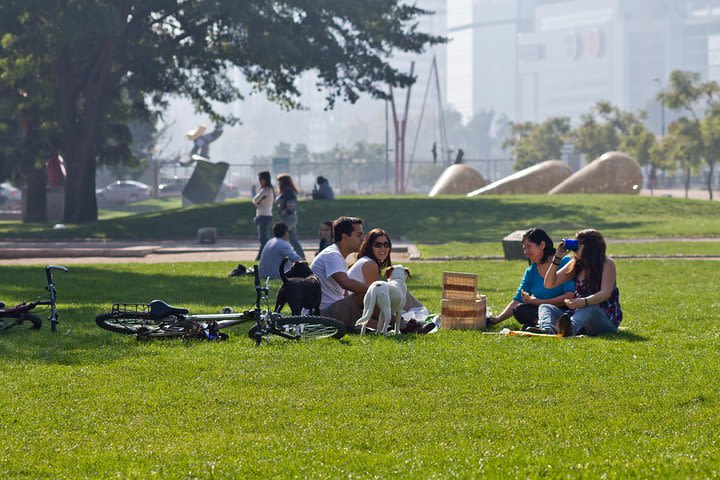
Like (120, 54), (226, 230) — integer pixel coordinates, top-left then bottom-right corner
(96, 180), (151, 205)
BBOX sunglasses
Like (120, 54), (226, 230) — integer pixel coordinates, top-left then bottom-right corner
(373, 241), (391, 249)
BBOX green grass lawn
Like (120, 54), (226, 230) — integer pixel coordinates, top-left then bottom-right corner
(417, 240), (720, 258)
(2, 194), (720, 242)
(2, 259), (719, 477)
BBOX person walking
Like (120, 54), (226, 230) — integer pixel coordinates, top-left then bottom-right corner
(252, 171), (275, 260)
(276, 174), (305, 259)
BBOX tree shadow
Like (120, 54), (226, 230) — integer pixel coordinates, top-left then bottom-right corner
(602, 329), (649, 342)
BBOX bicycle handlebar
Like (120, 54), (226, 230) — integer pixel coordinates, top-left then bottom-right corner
(45, 265), (68, 286)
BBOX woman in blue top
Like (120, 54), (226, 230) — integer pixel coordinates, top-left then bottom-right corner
(487, 228), (575, 328)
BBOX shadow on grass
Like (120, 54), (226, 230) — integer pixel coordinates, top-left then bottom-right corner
(0, 264), (261, 366)
(604, 329), (649, 342)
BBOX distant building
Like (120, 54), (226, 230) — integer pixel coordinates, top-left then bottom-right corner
(447, 0), (720, 130)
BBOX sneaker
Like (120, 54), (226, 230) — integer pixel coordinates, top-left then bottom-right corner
(557, 313), (573, 337)
(401, 319), (421, 334)
(418, 322), (437, 334)
(522, 326), (547, 334)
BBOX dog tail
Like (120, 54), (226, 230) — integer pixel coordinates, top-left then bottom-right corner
(356, 290), (374, 327)
(279, 257), (289, 284)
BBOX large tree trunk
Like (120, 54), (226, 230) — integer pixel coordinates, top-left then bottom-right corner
(21, 163), (48, 222)
(59, 36), (118, 223)
(63, 141), (98, 223)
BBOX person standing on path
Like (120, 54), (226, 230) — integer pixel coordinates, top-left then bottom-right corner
(276, 174), (305, 259)
(253, 171), (275, 260)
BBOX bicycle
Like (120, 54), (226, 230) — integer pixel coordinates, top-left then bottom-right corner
(95, 266), (347, 344)
(0, 265), (69, 332)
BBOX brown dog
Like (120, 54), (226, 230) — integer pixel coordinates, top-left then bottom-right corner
(274, 257), (322, 316)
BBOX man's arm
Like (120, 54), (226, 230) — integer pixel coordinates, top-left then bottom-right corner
(279, 242), (301, 263)
(330, 272), (368, 296)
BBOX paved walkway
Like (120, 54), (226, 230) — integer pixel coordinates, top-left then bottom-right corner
(0, 238), (416, 265)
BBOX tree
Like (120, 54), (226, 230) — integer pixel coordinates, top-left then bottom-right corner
(0, 1), (442, 222)
(658, 70), (720, 199)
(503, 117), (570, 171)
(571, 101), (647, 161)
(619, 122), (659, 194)
(661, 118), (704, 198)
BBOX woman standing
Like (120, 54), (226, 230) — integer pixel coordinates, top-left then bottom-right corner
(537, 228), (623, 337)
(276, 174), (305, 259)
(252, 171), (275, 260)
(487, 228), (575, 328)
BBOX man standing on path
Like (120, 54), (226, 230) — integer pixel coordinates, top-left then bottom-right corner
(311, 216), (368, 329)
(258, 222), (301, 279)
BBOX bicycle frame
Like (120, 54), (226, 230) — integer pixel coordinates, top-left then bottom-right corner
(0, 265), (68, 332)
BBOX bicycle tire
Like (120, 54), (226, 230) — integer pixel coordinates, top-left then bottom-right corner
(95, 311), (175, 335)
(0, 313), (42, 331)
(248, 315), (347, 341)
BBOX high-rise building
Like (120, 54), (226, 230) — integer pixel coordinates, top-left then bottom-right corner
(448, 0), (720, 128)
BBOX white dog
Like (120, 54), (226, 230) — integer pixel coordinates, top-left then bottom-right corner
(356, 265), (410, 335)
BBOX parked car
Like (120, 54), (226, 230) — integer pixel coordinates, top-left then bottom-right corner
(0, 182), (22, 210)
(96, 180), (151, 205)
(157, 178), (189, 198)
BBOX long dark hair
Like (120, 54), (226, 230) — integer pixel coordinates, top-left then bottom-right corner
(567, 228), (606, 292)
(522, 228), (556, 265)
(258, 171), (275, 195)
(356, 228), (392, 270)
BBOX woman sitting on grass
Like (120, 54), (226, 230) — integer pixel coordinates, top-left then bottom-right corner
(347, 228), (430, 333)
(534, 228), (622, 337)
(487, 228), (575, 328)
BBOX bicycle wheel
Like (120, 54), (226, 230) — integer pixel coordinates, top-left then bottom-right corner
(248, 315), (347, 341)
(95, 312), (178, 336)
(0, 313), (41, 331)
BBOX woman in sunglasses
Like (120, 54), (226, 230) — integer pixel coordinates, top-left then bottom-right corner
(348, 228), (426, 330)
(348, 228), (393, 285)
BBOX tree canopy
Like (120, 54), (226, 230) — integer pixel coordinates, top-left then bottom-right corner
(0, 0), (442, 222)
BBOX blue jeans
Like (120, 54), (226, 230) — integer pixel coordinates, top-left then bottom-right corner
(537, 304), (617, 336)
(280, 213), (305, 259)
(254, 215), (273, 260)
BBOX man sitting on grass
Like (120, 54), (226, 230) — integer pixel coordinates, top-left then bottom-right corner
(258, 222), (301, 280)
(310, 216), (368, 329)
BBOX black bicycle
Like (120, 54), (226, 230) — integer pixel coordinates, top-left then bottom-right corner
(0, 265), (69, 332)
(95, 266), (347, 344)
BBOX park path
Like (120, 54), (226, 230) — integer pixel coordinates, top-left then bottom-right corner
(2, 236), (719, 265)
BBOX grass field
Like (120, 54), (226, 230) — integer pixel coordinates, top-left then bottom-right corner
(2, 259), (719, 478)
(416, 240), (720, 258)
(2, 194), (720, 242)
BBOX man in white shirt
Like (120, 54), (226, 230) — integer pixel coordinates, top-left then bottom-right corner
(258, 223), (301, 279)
(311, 216), (368, 328)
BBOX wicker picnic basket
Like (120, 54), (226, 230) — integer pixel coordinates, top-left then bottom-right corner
(440, 272), (487, 329)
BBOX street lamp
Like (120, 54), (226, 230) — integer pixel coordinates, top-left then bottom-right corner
(654, 76), (666, 137)
(652, 77), (666, 195)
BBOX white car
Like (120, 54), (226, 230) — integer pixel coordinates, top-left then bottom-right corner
(96, 180), (151, 204)
(0, 182), (22, 210)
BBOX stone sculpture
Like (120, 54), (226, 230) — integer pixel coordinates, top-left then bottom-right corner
(549, 151), (643, 195)
(467, 160), (572, 196)
(428, 164), (486, 196)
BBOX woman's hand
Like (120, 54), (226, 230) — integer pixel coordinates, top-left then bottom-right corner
(555, 242), (568, 258)
(564, 297), (585, 310)
(520, 290), (537, 305)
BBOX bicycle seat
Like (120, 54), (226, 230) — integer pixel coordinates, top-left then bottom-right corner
(148, 300), (189, 319)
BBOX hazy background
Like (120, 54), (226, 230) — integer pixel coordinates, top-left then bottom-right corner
(154, 0), (720, 194)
